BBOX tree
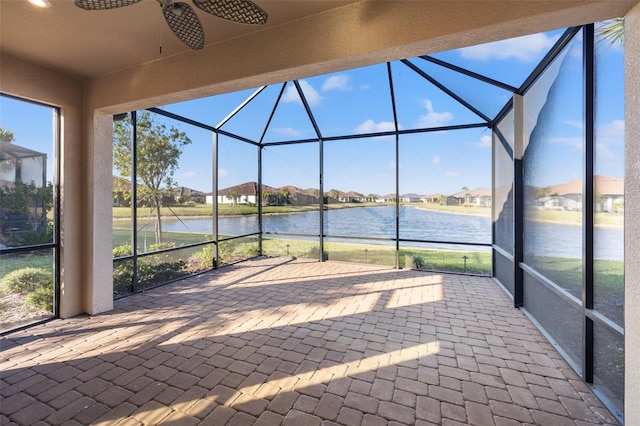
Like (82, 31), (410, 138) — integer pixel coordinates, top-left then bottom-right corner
(461, 186), (471, 204)
(596, 18), (624, 45)
(0, 125), (15, 143)
(113, 112), (191, 244)
(226, 192), (240, 205)
(534, 186), (554, 200)
(281, 188), (290, 205)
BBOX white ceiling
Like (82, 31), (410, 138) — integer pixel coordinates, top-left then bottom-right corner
(0, 0), (358, 80)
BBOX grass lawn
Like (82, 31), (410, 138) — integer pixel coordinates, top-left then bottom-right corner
(113, 202), (385, 219)
(0, 252), (53, 279)
(528, 210), (623, 227)
(113, 226), (210, 249)
(261, 237), (492, 274)
(526, 255), (624, 296)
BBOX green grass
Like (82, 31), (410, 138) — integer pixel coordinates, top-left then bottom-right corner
(113, 226), (210, 250)
(528, 210), (623, 227)
(0, 252), (53, 278)
(0, 253), (53, 301)
(113, 202), (388, 219)
(261, 237), (492, 273)
(527, 255), (624, 297)
(417, 203), (490, 217)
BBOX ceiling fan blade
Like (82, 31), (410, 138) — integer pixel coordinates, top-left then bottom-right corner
(74, 0), (141, 10)
(192, 0), (268, 25)
(162, 2), (205, 50)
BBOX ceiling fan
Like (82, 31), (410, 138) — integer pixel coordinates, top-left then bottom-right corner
(74, 0), (268, 50)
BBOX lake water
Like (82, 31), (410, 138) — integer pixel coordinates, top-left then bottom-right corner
(156, 205), (623, 260)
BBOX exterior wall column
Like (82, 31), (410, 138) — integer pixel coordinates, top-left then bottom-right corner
(625, 2), (640, 424)
(83, 111), (114, 314)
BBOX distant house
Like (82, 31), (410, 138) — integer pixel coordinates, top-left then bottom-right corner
(346, 191), (366, 202)
(421, 193), (444, 204)
(535, 176), (624, 212)
(279, 185), (318, 205)
(326, 189), (350, 203)
(173, 186), (206, 203)
(447, 192), (465, 206)
(594, 176), (624, 212)
(208, 182), (321, 206)
(400, 193), (422, 203)
(447, 187), (492, 207)
(211, 182), (275, 205)
(469, 187), (492, 207)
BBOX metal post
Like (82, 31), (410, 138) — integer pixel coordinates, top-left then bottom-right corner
(258, 145), (263, 256)
(131, 111), (138, 293)
(583, 24), (595, 383)
(387, 62), (401, 269)
(319, 138), (324, 262)
(513, 95), (524, 307)
(212, 131), (219, 268)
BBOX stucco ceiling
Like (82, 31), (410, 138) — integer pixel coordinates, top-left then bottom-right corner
(0, 0), (358, 80)
(2, 0), (638, 113)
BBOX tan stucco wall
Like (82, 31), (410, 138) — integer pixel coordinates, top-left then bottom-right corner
(0, 53), (89, 317)
(625, 3), (640, 424)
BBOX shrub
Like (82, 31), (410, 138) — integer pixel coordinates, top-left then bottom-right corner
(138, 260), (186, 288)
(189, 244), (215, 270)
(25, 281), (53, 312)
(0, 267), (51, 293)
(113, 260), (133, 296)
(408, 254), (426, 269)
(148, 242), (176, 252)
(113, 244), (133, 258)
(306, 245), (328, 260)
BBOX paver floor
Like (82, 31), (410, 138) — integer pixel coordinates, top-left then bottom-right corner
(1, 256), (618, 425)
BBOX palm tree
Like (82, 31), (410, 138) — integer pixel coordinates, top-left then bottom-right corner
(596, 18), (624, 45)
(281, 188), (291, 205)
(461, 186), (471, 204)
(0, 125), (15, 143)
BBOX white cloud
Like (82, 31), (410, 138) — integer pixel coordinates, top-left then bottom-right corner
(459, 33), (558, 62)
(360, 84), (371, 90)
(354, 119), (396, 134)
(282, 80), (322, 106)
(182, 171), (197, 178)
(476, 135), (492, 149)
(272, 127), (303, 137)
(218, 168), (228, 178)
(432, 155), (441, 165)
(418, 100), (453, 127)
(322, 75), (352, 91)
(446, 170), (460, 177)
(596, 142), (616, 161)
(597, 119), (624, 142)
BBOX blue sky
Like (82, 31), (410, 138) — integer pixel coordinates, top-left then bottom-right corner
(0, 25), (625, 196)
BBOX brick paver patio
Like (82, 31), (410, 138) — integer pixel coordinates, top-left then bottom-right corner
(1, 256), (618, 425)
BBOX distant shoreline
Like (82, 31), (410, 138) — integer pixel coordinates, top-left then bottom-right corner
(112, 203), (623, 228)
